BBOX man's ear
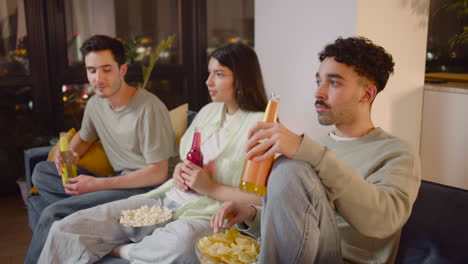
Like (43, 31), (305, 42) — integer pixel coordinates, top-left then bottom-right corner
(361, 85), (377, 104)
(119, 64), (128, 76)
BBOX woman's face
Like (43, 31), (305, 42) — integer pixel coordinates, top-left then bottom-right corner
(206, 57), (236, 106)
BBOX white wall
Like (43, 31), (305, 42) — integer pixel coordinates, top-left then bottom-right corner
(256, 0), (429, 150)
(356, 0), (429, 151)
(255, 0), (356, 138)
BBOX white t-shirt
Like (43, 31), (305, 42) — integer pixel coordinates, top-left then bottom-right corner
(166, 113), (234, 205)
(329, 132), (358, 141)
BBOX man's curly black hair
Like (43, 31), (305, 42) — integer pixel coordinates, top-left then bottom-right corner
(318, 36), (395, 94)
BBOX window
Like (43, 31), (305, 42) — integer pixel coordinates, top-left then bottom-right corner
(60, 0), (187, 128)
(64, 0), (183, 66)
(0, 0), (255, 194)
(206, 0), (254, 56)
(426, 0), (467, 75)
(0, 0), (29, 78)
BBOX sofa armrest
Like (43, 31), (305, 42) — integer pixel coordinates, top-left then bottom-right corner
(24, 146), (52, 190)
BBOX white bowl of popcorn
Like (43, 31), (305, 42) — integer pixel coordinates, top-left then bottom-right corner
(118, 205), (173, 242)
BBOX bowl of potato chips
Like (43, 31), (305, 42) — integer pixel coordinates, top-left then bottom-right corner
(196, 229), (260, 264)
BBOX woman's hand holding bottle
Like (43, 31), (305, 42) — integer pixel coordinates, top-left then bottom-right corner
(180, 160), (216, 195)
(173, 162), (189, 191)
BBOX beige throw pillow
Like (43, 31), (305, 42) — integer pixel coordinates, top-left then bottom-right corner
(169, 103), (188, 147)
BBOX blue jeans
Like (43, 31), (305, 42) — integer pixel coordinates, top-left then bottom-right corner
(24, 161), (153, 264)
(259, 157), (342, 264)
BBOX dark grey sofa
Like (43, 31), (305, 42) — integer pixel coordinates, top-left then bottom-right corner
(395, 180), (468, 263)
(23, 148), (468, 263)
(23, 146), (128, 264)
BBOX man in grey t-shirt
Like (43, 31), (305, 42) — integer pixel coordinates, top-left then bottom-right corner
(24, 35), (176, 263)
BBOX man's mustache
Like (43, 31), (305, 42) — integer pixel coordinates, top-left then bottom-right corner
(315, 100), (330, 108)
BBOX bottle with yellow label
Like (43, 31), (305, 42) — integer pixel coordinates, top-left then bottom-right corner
(59, 132), (77, 183)
(239, 93), (280, 196)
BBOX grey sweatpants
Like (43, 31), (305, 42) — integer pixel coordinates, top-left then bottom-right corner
(259, 157), (343, 264)
(38, 195), (212, 264)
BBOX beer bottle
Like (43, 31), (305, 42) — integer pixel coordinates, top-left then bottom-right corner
(186, 128), (203, 167)
(239, 93), (280, 196)
(59, 132), (77, 183)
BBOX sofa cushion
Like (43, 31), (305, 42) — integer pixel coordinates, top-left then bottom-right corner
(169, 103), (188, 148)
(27, 193), (50, 230)
(24, 146), (53, 191)
(396, 180), (468, 264)
(47, 128), (115, 176)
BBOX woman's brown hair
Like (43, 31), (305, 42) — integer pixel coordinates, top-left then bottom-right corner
(210, 43), (268, 112)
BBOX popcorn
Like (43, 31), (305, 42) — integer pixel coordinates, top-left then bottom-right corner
(119, 205), (172, 227)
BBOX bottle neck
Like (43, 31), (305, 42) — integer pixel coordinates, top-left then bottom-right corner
(59, 136), (70, 152)
(191, 131), (201, 151)
(263, 100), (279, 123)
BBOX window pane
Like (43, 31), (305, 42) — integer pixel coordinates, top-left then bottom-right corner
(0, 86), (36, 143)
(0, 86), (42, 193)
(206, 0), (254, 56)
(131, 79), (185, 110)
(65, 0), (182, 66)
(426, 0), (468, 73)
(61, 83), (92, 130)
(0, 0), (30, 78)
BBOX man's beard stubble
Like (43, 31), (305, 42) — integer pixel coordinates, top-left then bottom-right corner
(315, 100), (334, 126)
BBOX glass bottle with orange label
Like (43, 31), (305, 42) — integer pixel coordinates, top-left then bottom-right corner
(239, 93), (280, 196)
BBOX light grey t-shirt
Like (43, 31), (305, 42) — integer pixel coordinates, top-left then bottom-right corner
(80, 88), (177, 175)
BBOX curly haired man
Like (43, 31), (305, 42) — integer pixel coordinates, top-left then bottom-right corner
(212, 36), (421, 264)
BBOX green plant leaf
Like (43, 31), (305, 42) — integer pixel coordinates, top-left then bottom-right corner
(141, 34), (176, 89)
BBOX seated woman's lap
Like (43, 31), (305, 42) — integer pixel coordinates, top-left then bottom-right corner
(129, 218), (212, 263)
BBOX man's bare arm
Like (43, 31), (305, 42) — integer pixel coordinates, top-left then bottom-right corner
(64, 160), (169, 195)
(99, 160), (169, 189)
(69, 131), (94, 157)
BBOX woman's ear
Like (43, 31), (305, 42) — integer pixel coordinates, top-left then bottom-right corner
(361, 85), (377, 104)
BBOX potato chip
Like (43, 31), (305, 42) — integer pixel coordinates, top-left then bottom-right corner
(238, 251), (256, 264)
(197, 229), (260, 264)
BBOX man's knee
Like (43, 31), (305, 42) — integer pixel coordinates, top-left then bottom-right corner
(32, 161), (57, 188)
(267, 157), (322, 198)
(269, 157), (318, 186)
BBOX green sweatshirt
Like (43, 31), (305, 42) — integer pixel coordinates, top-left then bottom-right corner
(249, 128), (421, 264)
